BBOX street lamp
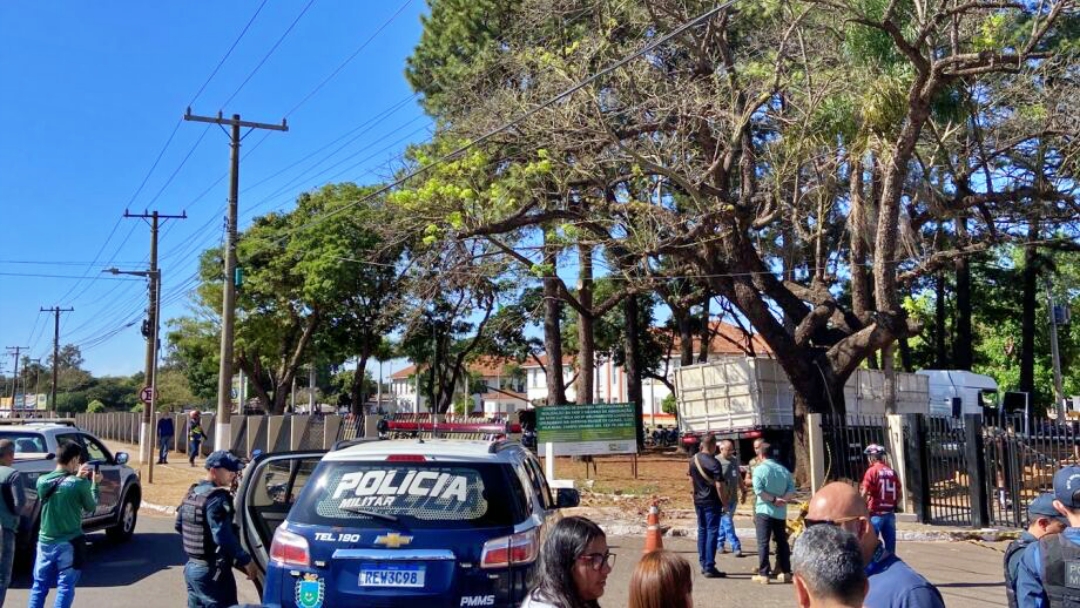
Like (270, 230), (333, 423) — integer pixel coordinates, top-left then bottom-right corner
(103, 267), (162, 482)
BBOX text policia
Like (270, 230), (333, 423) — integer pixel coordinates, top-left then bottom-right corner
(331, 469), (470, 509)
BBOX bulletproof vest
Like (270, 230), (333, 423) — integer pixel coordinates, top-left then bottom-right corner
(179, 483), (231, 560)
(1039, 533), (1080, 607)
(1004, 537), (1033, 608)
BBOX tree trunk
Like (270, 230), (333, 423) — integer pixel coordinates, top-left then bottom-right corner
(953, 217), (973, 370)
(697, 291), (711, 363)
(1020, 221), (1039, 395)
(935, 269), (948, 368)
(542, 246), (567, 406)
(624, 295), (645, 448)
(350, 355), (370, 416)
(677, 310), (694, 366)
(789, 370), (846, 487)
(575, 242), (595, 404)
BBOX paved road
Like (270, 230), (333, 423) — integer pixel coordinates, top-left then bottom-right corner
(5, 512), (260, 607)
(4, 513), (1006, 607)
(603, 534), (1006, 608)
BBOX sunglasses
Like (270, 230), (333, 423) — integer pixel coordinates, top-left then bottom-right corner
(578, 551), (616, 570)
(804, 515), (870, 533)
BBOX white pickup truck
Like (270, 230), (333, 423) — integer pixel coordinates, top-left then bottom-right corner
(0, 420), (141, 564)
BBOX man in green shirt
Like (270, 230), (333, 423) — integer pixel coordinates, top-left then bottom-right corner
(28, 441), (101, 608)
(751, 440), (795, 584)
(0, 439), (26, 605)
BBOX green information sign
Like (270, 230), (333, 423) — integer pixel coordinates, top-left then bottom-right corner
(537, 403), (637, 456)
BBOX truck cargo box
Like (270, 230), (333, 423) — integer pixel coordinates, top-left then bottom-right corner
(675, 357), (929, 437)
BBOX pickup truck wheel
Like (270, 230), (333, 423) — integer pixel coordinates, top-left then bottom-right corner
(106, 495), (138, 542)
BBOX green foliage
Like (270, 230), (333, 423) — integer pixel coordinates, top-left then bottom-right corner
(86, 400), (105, 414)
(661, 393), (677, 416)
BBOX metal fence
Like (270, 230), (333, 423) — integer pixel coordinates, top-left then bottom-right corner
(919, 416), (975, 526)
(820, 414), (889, 484)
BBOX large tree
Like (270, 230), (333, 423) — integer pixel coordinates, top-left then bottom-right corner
(404, 0), (1077, 476)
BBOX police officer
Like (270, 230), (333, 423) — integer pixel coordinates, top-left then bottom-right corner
(1006, 494), (1068, 608)
(176, 450), (257, 607)
(1016, 465), (1080, 607)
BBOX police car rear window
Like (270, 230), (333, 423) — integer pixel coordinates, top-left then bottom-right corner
(290, 462), (526, 529)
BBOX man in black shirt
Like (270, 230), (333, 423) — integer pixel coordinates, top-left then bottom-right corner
(690, 433), (727, 578)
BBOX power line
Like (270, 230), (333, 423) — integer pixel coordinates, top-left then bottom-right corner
(219, 0), (318, 110)
(189, 0), (271, 108)
(0, 272), (141, 281)
(270, 0), (741, 246)
(284, 0), (414, 118)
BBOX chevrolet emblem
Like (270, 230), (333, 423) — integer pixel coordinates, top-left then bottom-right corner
(374, 533), (413, 548)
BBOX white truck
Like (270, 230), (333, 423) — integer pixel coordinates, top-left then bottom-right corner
(915, 369), (999, 418)
(673, 357), (930, 456)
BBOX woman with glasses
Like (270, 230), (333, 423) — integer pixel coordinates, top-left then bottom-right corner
(522, 516), (614, 608)
(628, 550), (693, 608)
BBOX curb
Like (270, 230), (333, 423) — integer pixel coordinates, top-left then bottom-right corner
(594, 522), (1019, 543)
(141, 500), (177, 516)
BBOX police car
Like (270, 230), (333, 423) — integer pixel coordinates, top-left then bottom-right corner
(236, 438), (580, 608)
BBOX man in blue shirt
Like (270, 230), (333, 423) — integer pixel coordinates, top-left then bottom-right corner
(1005, 494), (1068, 608)
(752, 440), (796, 583)
(157, 410), (175, 464)
(1015, 465), (1080, 608)
(806, 482), (944, 608)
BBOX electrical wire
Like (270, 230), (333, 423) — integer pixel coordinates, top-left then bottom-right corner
(219, 0), (318, 110)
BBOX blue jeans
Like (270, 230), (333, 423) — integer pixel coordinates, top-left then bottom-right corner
(159, 435), (173, 462)
(185, 559), (238, 608)
(718, 507), (741, 553)
(28, 541), (80, 608)
(0, 527), (14, 606)
(189, 439), (202, 464)
(871, 512), (897, 555)
(695, 503), (722, 571)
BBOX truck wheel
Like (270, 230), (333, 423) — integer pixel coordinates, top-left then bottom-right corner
(106, 494), (138, 542)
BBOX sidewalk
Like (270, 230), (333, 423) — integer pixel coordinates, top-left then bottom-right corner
(105, 440), (206, 513)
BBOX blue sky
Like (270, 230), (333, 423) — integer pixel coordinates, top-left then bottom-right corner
(0, 1), (432, 377)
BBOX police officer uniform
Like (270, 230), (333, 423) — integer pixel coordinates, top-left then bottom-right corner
(175, 451), (252, 608)
(1005, 494), (1069, 608)
(1015, 466), (1080, 608)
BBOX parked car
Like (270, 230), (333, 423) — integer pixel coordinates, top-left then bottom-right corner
(0, 420), (141, 563)
(237, 438), (580, 608)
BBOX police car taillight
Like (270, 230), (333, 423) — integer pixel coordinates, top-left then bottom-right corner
(480, 528), (539, 568)
(270, 528), (310, 567)
(386, 455), (427, 462)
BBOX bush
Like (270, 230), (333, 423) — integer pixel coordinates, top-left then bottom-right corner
(130, 403), (144, 413)
(661, 394), (677, 416)
(86, 400), (106, 414)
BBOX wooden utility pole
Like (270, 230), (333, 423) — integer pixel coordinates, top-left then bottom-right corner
(4, 347), (28, 413)
(40, 307), (73, 412)
(123, 210), (185, 465)
(183, 109), (287, 449)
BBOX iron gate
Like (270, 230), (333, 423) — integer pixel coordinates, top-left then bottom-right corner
(821, 414), (889, 484)
(920, 416), (975, 526)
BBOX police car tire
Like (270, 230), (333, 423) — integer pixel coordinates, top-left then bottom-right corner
(106, 495), (138, 542)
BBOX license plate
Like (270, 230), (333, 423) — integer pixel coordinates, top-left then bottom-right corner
(359, 564), (426, 588)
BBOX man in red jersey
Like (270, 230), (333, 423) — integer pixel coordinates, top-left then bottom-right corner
(860, 444), (900, 555)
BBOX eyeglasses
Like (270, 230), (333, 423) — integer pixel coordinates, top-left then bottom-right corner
(578, 551), (616, 570)
(804, 515), (869, 534)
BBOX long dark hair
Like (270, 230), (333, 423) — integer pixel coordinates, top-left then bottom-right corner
(528, 516), (605, 608)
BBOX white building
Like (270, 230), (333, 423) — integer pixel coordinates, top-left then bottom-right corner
(523, 322), (772, 422)
(389, 357), (529, 416)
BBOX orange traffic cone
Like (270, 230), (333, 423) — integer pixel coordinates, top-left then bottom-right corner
(643, 501), (664, 554)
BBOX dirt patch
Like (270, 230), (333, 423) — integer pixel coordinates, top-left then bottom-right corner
(105, 441), (205, 509)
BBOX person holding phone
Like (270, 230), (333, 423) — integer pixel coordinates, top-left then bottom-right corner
(28, 441), (101, 608)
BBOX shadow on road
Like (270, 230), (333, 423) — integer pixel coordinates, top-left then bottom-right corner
(9, 532), (186, 589)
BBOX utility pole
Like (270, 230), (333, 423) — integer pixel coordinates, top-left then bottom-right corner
(1045, 280), (1067, 422)
(124, 210), (185, 464)
(40, 307), (73, 412)
(4, 347), (28, 414)
(184, 109), (287, 449)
